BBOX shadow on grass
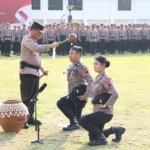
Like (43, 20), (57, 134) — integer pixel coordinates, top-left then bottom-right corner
(23, 130), (69, 150)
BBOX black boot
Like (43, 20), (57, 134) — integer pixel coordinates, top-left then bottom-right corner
(23, 122), (29, 129)
(88, 132), (107, 146)
(112, 127), (126, 142)
(27, 116), (42, 125)
(63, 118), (80, 131)
(103, 127), (126, 142)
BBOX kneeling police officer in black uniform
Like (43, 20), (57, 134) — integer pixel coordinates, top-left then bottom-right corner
(57, 46), (93, 131)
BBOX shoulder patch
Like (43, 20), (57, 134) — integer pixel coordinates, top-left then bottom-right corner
(82, 66), (89, 74)
(105, 79), (112, 87)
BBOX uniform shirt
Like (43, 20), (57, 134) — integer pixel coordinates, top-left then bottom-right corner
(90, 72), (118, 115)
(59, 27), (67, 36)
(68, 28), (77, 35)
(20, 34), (51, 77)
(98, 28), (108, 40)
(2, 28), (13, 41)
(129, 29), (140, 40)
(108, 29), (117, 41)
(89, 30), (99, 42)
(46, 29), (56, 42)
(118, 29), (127, 40)
(67, 61), (93, 97)
(86, 29), (90, 42)
(20, 29), (28, 38)
(126, 28), (131, 40)
(140, 28), (149, 40)
(14, 30), (21, 42)
(79, 28), (87, 41)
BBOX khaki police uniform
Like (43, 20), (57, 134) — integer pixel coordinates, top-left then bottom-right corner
(108, 29), (117, 54)
(98, 28), (108, 54)
(118, 28), (127, 54)
(79, 27), (87, 54)
(57, 61), (93, 124)
(129, 28), (140, 53)
(20, 34), (52, 119)
(79, 72), (119, 142)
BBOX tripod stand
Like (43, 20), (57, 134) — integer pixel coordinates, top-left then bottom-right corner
(31, 83), (47, 144)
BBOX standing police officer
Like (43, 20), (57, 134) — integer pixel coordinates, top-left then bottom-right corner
(108, 25), (117, 54)
(2, 22), (13, 57)
(98, 24), (108, 54)
(129, 25), (140, 53)
(20, 22), (59, 128)
(20, 24), (28, 41)
(118, 25), (127, 54)
(89, 25), (99, 55)
(14, 26), (21, 55)
(140, 24), (149, 53)
(45, 25), (57, 56)
(59, 24), (68, 55)
(57, 46), (93, 131)
(79, 24), (87, 55)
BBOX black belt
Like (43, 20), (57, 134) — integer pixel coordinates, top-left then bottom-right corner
(20, 61), (40, 70)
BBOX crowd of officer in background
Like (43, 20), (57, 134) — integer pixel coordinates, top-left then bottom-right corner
(0, 22), (150, 57)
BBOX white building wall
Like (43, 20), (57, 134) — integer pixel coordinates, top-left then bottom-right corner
(31, 0), (150, 25)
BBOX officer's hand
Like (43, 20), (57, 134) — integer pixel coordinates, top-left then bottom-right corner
(50, 42), (60, 48)
(95, 104), (105, 109)
(41, 69), (49, 76)
(78, 95), (87, 101)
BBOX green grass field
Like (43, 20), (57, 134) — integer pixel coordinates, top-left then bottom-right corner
(0, 52), (150, 150)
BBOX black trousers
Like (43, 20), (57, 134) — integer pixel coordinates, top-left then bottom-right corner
(140, 39), (148, 52)
(131, 39), (138, 53)
(86, 41), (90, 53)
(99, 39), (106, 54)
(127, 39), (131, 51)
(79, 112), (113, 140)
(20, 74), (39, 117)
(57, 96), (87, 123)
(118, 40), (126, 54)
(90, 42), (97, 55)
(80, 36), (86, 54)
(109, 40), (116, 54)
(4, 40), (12, 55)
(13, 41), (21, 54)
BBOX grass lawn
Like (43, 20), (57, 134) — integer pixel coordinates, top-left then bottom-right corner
(0, 52), (150, 150)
